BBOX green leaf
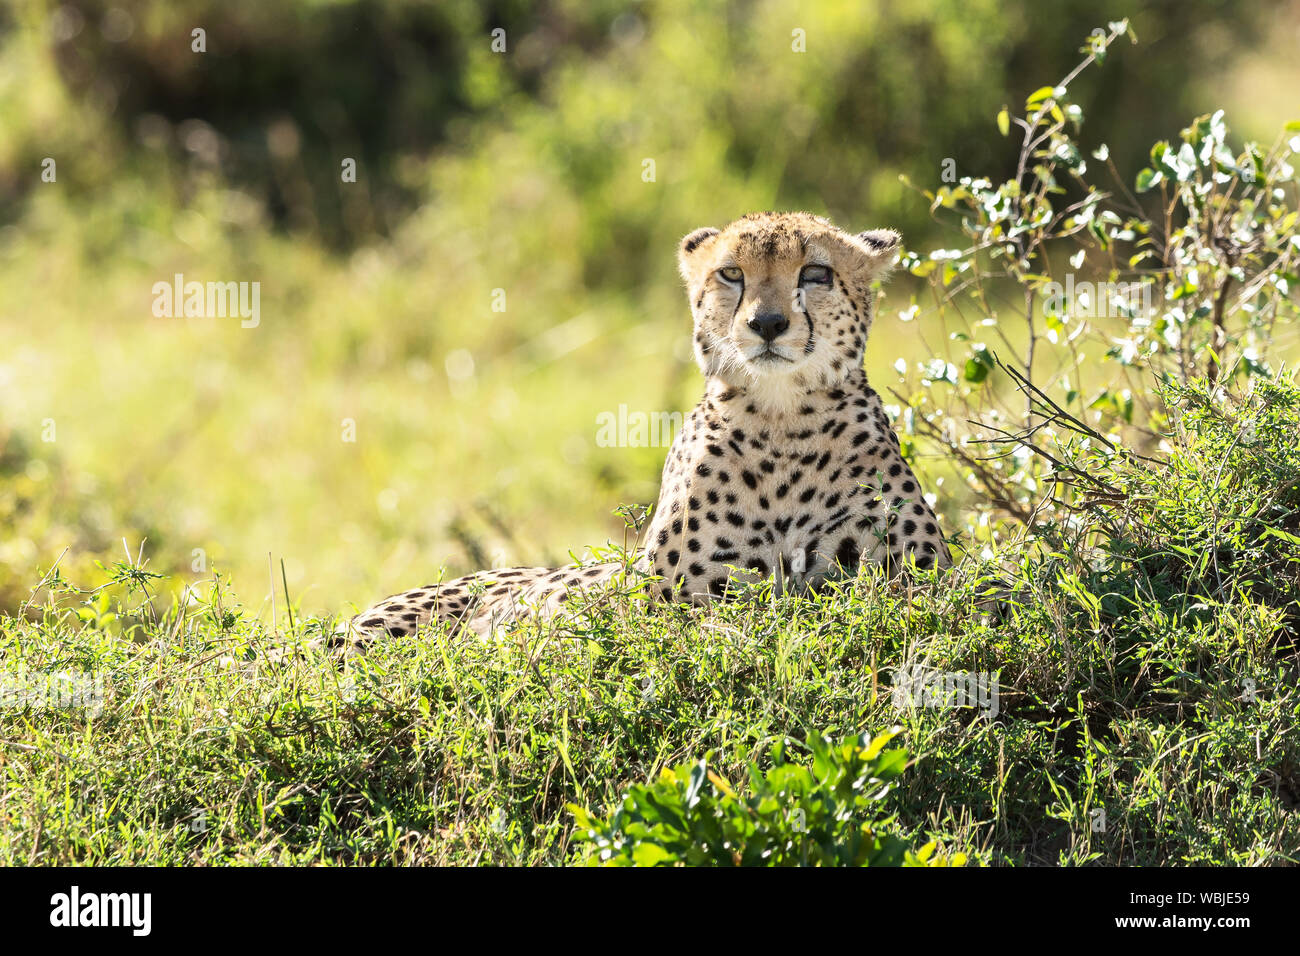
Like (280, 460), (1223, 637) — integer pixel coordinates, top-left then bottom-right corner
(1263, 527), (1300, 548)
(1025, 85), (1058, 108)
(631, 843), (674, 866)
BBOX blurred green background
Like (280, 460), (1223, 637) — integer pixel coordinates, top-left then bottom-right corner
(1, 0), (1297, 615)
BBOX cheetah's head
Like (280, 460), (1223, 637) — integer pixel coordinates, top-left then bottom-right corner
(677, 211), (899, 406)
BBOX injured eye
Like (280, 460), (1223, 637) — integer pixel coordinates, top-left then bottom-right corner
(718, 266), (744, 284)
(799, 264), (832, 285)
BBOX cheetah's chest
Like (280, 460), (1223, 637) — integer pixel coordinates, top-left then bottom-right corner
(647, 393), (908, 599)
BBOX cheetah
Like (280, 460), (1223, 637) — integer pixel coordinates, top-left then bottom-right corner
(346, 211), (950, 645)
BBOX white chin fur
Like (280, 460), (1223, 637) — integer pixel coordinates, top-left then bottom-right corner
(700, 336), (843, 413)
(738, 371), (809, 414)
(739, 344), (851, 412)
(743, 345), (797, 364)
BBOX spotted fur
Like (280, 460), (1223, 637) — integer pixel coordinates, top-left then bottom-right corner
(344, 212), (950, 647)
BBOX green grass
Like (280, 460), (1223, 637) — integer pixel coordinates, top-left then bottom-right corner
(3, 377), (1298, 865)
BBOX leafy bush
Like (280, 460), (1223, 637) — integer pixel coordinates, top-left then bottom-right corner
(893, 20), (1300, 545)
(1083, 376), (1300, 642)
(570, 729), (965, 866)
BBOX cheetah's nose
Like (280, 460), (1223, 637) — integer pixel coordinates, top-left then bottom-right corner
(747, 312), (790, 342)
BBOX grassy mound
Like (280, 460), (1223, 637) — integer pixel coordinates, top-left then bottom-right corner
(2, 378), (1297, 865)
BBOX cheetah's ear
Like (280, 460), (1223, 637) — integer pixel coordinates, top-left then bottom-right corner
(851, 228), (902, 278)
(857, 229), (900, 254)
(678, 227), (720, 280)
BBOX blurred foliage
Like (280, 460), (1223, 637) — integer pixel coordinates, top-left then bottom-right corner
(1, 0), (1274, 252)
(0, 0), (1295, 612)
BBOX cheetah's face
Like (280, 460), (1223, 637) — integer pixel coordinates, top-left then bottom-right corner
(677, 212), (899, 402)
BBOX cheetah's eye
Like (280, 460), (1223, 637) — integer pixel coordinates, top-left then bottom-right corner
(718, 266), (744, 284)
(799, 264), (832, 285)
